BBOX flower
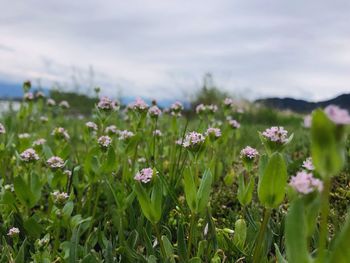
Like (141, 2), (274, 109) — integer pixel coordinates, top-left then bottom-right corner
(32, 138), (46, 147)
(240, 146), (259, 160)
(302, 157), (315, 171)
(118, 130), (134, 141)
(63, 170), (72, 177)
(324, 105), (350, 125)
(0, 123), (6, 134)
(229, 119), (240, 129)
(224, 98), (234, 108)
(289, 171), (323, 194)
(85, 121), (98, 131)
(47, 98), (56, 106)
(170, 101), (183, 114)
(262, 126), (288, 143)
(148, 105), (162, 117)
(52, 127), (70, 140)
(205, 127), (221, 138)
(24, 92), (34, 101)
(98, 135), (112, 148)
(40, 116), (48, 123)
(97, 96), (117, 111)
(20, 148), (39, 162)
(153, 129), (162, 137)
(35, 91), (45, 98)
(52, 191), (69, 207)
(59, 100), (70, 109)
(134, 168), (154, 183)
(105, 125), (119, 135)
(7, 227), (20, 237)
(18, 133), (30, 139)
(196, 104), (206, 114)
(129, 97), (149, 112)
(47, 156), (65, 169)
(182, 131), (205, 149)
(138, 157), (146, 163)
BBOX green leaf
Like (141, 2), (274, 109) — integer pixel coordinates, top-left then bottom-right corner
(285, 199), (310, 263)
(15, 239), (27, 263)
(237, 174), (254, 206)
(177, 221), (187, 262)
(14, 176), (33, 208)
(184, 167), (197, 212)
(188, 257), (201, 263)
(151, 178), (163, 223)
(161, 235), (175, 260)
(196, 169), (213, 214)
(311, 109), (345, 177)
(274, 243), (288, 263)
(233, 218), (247, 250)
(329, 213), (350, 263)
(258, 152), (287, 208)
(135, 183), (155, 223)
(24, 216), (43, 238)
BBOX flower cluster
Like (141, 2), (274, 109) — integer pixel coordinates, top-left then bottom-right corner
(24, 92), (34, 101)
(148, 105), (162, 117)
(52, 127), (70, 140)
(85, 121), (98, 131)
(289, 171), (323, 194)
(196, 104), (218, 114)
(170, 101), (183, 116)
(47, 156), (65, 169)
(182, 131), (205, 149)
(47, 98), (56, 106)
(33, 138), (46, 147)
(240, 146), (259, 160)
(98, 135), (112, 148)
(105, 125), (119, 135)
(229, 119), (241, 129)
(302, 157), (315, 171)
(324, 105), (350, 125)
(52, 191), (69, 207)
(0, 123), (5, 134)
(134, 168), (154, 183)
(97, 96), (117, 111)
(223, 98), (234, 108)
(262, 126), (288, 143)
(205, 127), (221, 139)
(118, 130), (134, 141)
(7, 227), (20, 237)
(153, 129), (162, 137)
(128, 98), (149, 112)
(59, 100), (70, 109)
(20, 148), (40, 162)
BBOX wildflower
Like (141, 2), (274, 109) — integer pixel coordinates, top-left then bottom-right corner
(85, 121), (98, 131)
(40, 116), (48, 123)
(224, 98), (234, 108)
(32, 138), (46, 147)
(196, 104), (206, 114)
(134, 168), (154, 183)
(129, 97), (149, 112)
(262, 126), (288, 143)
(118, 130), (134, 141)
(289, 171), (323, 194)
(240, 146), (259, 160)
(170, 101), (183, 115)
(20, 148), (39, 162)
(138, 157), (146, 163)
(47, 98), (56, 106)
(324, 105), (350, 125)
(229, 119), (241, 129)
(24, 92), (34, 101)
(302, 157), (315, 171)
(7, 227), (20, 237)
(52, 127), (70, 140)
(97, 96), (117, 111)
(52, 191), (69, 207)
(35, 91), (45, 99)
(59, 100), (70, 109)
(205, 127), (221, 139)
(63, 170), (72, 177)
(153, 129), (162, 137)
(182, 131), (205, 150)
(98, 135), (112, 148)
(18, 133), (30, 139)
(148, 105), (162, 118)
(105, 125), (119, 135)
(0, 123), (6, 134)
(47, 156), (65, 169)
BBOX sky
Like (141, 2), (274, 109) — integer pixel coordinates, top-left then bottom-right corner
(0, 0), (350, 101)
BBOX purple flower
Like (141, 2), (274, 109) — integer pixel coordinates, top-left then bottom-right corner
(196, 104), (206, 114)
(262, 126), (288, 143)
(118, 130), (135, 141)
(240, 146), (259, 160)
(170, 101), (183, 114)
(105, 125), (119, 135)
(47, 156), (65, 169)
(289, 171), (323, 194)
(32, 138), (46, 147)
(86, 121), (98, 131)
(97, 96), (117, 111)
(7, 227), (20, 237)
(98, 135), (112, 148)
(223, 98), (234, 108)
(229, 119), (240, 129)
(182, 131), (205, 148)
(153, 129), (162, 137)
(134, 168), (154, 183)
(324, 105), (350, 125)
(205, 127), (221, 138)
(129, 98), (149, 112)
(20, 148), (39, 162)
(302, 157), (315, 171)
(148, 105), (162, 117)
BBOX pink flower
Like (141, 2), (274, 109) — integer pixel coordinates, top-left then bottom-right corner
(118, 130), (134, 141)
(262, 126), (288, 143)
(196, 104), (206, 114)
(97, 96), (117, 111)
(134, 168), (154, 183)
(47, 156), (65, 169)
(105, 125), (119, 135)
(170, 101), (183, 113)
(289, 171), (323, 194)
(302, 157), (315, 171)
(229, 119), (240, 129)
(205, 127), (221, 138)
(129, 97), (149, 111)
(52, 127), (70, 140)
(20, 148), (39, 162)
(324, 105), (350, 125)
(148, 105), (162, 117)
(153, 129), (162, 137)
(98, 135), (112, 148)
(223, 98), (234, 107)
(7, 227), (20, 237)
(32, 138), (46, 147)
(0, 123), (5, 134)
(182, 131), (205, 148)
(240, 146), (259, 159)
(86, 121), (98, 131)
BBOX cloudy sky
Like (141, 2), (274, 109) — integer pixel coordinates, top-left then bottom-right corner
(0, 0), (350, 101)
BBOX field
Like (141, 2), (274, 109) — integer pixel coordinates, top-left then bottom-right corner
(0, 85), (349, 263)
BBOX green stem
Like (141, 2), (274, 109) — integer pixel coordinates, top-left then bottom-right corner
(154, 224), (166, 259)
(187, 212), (197, 258)
(316, 177), (331, 263)
(252, 208), (271, 263)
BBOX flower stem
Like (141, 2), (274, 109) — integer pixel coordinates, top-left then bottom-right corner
(187, 212), (197, 258)
(154, 224), (166, 259)
(252, 208), (271, 263)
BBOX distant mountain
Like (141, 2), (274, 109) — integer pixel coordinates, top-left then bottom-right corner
(256, 93), (350, 113)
